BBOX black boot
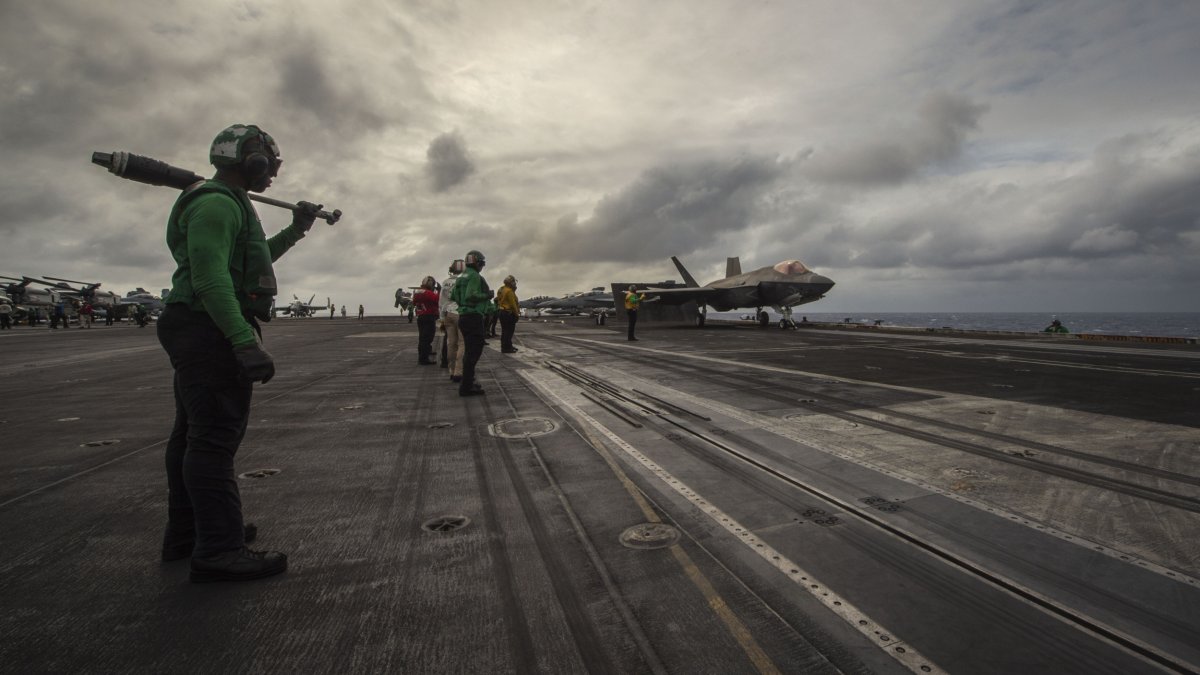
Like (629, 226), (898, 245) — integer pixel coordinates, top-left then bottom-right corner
(189, 547), (287, 583)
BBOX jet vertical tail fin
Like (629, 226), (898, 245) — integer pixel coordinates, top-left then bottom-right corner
(725, 257), (741, 278)
(671, 256), (701, 288)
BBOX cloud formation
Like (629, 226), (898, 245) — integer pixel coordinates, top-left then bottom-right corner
(801, 93), (989, 185)
(531, 155), (789, 263)
(425, 131), (476, 193)
(1, 0), (1198, 313)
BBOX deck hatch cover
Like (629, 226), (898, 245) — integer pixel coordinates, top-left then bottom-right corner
(619, 523), (680, 550)
(489, 417), (558, 439)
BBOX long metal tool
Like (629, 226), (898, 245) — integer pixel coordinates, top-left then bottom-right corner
(90, 151), (342, 225)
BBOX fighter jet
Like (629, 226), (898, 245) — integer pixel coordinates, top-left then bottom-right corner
(274, 294), (330, 318)
(121, 288), (165, 314)
(519, 295), (556, 310)
(642, 256), (834, 328)
(536, 287), (615, 315)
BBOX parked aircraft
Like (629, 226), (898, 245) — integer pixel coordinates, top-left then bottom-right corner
(39, 276), (124, 309)
(642, 257), (834, 328)
(1, 275), (62, 322)
(122, 288), (166, 314)
(275, 294), (330, 318)
(536, 287), (615, 315)
(519, 295), (555, 310)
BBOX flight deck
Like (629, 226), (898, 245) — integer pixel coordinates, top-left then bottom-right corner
(1, 317), (1198, 674)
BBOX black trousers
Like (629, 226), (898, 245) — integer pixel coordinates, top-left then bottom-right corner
(458, 313), (486, 393)
(499, 312), (517, 351)
(627, 309), (638, 339)
(417, 314), (437, 362)
(157, 304), (252, 558)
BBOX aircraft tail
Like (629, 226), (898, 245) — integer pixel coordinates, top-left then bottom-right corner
(671, 256), (701, 288)
(725, 257), (741, 278)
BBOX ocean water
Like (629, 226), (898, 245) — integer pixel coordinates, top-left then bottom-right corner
(709, 312), (1200, 339)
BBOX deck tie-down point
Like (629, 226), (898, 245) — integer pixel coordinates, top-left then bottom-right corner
(422, 515), (471, 532)
(619, 523), (680, 550)
(489, 417), (557, 439)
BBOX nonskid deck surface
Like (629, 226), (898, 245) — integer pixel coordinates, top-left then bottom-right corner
(1, 317), (1198, 674)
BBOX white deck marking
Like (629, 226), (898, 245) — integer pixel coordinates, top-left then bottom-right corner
(522, 369), (947, 675)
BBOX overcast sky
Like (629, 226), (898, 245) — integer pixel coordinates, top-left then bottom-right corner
(2, 0), (1198, 313)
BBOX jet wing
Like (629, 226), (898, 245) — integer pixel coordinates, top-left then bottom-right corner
(640, 287), (719, 305)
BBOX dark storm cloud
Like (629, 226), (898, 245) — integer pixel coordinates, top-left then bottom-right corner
(533, 155), (789, 263)
(276, 48), (390, 133)
(425, 131), (476, 193)
(802, 93), (988, 186)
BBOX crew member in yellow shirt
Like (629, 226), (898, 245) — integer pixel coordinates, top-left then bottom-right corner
(496, 275), (520, 353)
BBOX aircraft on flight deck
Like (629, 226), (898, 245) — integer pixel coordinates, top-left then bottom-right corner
(122, 288), (166, 314)
(536, 287), (615, 315)
(2, 275), (66, 322)
(518, 295), (556, 310)
(3, 275), (162, 322)
(274, 294), (330, 318)
(642, 256), (835, 328)
(37, 276), (124, 308)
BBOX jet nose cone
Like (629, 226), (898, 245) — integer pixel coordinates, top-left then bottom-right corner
(811, 274), (836, 292)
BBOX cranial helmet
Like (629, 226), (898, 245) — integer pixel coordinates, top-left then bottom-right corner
(449, 259), (465, 275)
(209, 124), (281, 177)
(465, 250), (486, 269)
(504, 275), (516, 286)
(421, 276), (437, 290)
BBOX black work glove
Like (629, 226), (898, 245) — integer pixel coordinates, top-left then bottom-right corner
(485, 289), (495, 300)
(291, 201), (323, 233)
(233, 343), (276, 384)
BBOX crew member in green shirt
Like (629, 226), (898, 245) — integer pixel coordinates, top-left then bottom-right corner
(157, 124), (323, 582)
(450, 250), (494, 396)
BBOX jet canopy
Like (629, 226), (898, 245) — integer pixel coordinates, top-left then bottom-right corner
(773, 260), (810, 275)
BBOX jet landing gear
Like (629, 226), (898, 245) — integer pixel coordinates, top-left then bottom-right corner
(696, 304), (707, 328)
(778, 306), (797, 330)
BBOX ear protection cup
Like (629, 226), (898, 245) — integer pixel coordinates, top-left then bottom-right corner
(243, 151), (271, 179)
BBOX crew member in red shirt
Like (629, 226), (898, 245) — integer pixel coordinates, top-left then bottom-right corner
(413, 276), (440, 364)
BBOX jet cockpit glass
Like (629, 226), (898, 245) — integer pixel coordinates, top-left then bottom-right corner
(773, 260), (810, 275)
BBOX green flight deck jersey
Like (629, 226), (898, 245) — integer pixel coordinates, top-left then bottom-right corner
(164, 180), (306, 346)
(450, 267), (494, 316)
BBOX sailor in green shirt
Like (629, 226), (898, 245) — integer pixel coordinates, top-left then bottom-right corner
(157, 124), (323, 583)
(450, 250), (494, 396)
